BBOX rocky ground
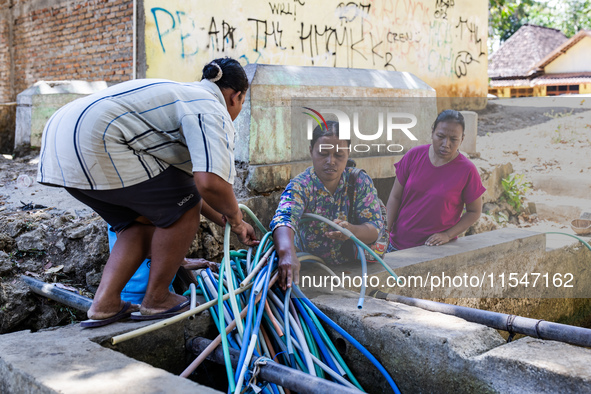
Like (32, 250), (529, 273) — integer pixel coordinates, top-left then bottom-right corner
(0, 155), (228, 333)
(0, 96), (589, 334)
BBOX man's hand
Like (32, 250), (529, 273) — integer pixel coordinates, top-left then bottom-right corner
(231, 221), (260, 246)
(182, 258), (219, 272)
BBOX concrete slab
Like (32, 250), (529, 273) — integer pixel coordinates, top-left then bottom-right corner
(311, 290), (505, 394)
(235, 64), (438, 192)
(15, 81), (108, 150)
(0, 314), (220, 394)
(471, 337), (591, 393)
(300, 227), (591, 299)
(460, 110), (478, 155)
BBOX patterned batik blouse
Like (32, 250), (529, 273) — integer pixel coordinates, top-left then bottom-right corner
(270, 166), (384, 264)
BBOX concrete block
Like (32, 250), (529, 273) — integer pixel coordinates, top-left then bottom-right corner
(312, 291), (505, 393)
(0, 313), (219, 394)
(312, 291), (591, 394)
(301, 227), (591, 299)
(235, 64), (437, 192)
(460, 110), (478, 155)
(246, 155), (403, 194)
(15, 81), (108, 151)
(471, 337), (591, 393)
(529, 173), (591, 200)
(472, 160), (513, 203)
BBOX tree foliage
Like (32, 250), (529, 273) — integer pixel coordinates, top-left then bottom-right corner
(489, 0), (591, 47)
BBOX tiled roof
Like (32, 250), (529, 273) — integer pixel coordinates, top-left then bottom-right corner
(489, 24), (567, 79)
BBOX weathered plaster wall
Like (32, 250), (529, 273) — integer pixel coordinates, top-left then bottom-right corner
(143, 0), (488, 97)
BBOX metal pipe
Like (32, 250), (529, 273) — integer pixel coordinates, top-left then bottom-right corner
(372, 290), (591, 348)
(188, 337), (362, 394)
(21, 275), (92, 312)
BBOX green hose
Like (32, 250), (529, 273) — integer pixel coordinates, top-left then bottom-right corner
(238, 203), (267, 234)
(301, 213), (400, 281)
(545, 232), (591, 251)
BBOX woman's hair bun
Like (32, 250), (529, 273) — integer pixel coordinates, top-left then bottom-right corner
(200, 57), (249, 94)
(203, 62), (223, 82)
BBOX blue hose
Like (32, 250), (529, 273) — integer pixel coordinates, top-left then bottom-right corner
(234, 265), (269, 383)
(293, 285), (401, 394)
(235, 259), (275, 392)
(357, 245), (367, 309)
(292, 297), (341, 375)
(283, 287), (296, 368)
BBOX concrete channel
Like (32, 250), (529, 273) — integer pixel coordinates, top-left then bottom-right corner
(1, 228), (591, 393)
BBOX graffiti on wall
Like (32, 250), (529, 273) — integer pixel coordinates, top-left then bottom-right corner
(144, 0), (488, 95)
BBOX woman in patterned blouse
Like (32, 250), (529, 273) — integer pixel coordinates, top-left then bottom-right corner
(270, 121), (385, 290)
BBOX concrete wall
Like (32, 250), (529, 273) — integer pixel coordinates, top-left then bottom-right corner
(545, 36), (591, 74)
(143, 0), (488, 98)
(239, 64), (437, 193)
(14, 80), (108, 151)
(314, 292), (591, 394)
(0, 0), (489, 104)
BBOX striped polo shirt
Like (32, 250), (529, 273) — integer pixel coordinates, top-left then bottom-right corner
(37, 79), (236, 190)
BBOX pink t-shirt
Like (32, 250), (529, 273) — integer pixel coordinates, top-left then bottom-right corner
(389, 144), (486, 250)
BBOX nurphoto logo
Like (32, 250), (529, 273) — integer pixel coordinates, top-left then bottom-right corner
(302, 106), (418, 153)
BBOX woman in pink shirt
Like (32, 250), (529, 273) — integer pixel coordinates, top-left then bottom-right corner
(386, 110), (486, 250)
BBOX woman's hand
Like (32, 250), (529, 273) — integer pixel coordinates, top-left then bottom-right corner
(425, 232), (452, 246)
(325, 219), (351, 241)
(326, 219), (379, 244)
(273, 226), (300, 290)
(277, 250), (301, 291)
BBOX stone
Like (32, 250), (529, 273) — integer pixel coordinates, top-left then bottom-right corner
(0, 232), (15, 252)
(16, 228), (49, 251)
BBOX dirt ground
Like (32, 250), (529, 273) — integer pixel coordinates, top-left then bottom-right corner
(0, 96), (590, 334)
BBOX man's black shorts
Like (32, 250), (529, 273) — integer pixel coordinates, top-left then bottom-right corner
(66, 166), (201, 232)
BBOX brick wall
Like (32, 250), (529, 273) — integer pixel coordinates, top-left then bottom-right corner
(0, 1), (14, 152)
(4, 0), (134, 103)
(0, 0), (134, 152)
(0, 2), (12, 104)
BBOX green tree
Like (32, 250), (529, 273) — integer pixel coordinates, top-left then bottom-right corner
(526, 0), (591, 37)
(489, 0), (591, 51)
(489, 0), (536, 43)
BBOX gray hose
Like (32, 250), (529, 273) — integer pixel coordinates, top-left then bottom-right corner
(21, 275), (92, 312)
(372, 290), (591, 348)
(188, 337), (362, 394)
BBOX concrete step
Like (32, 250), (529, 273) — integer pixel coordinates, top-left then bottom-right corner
(527, 193), (591, 225)
(529, 173), (591, 200)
